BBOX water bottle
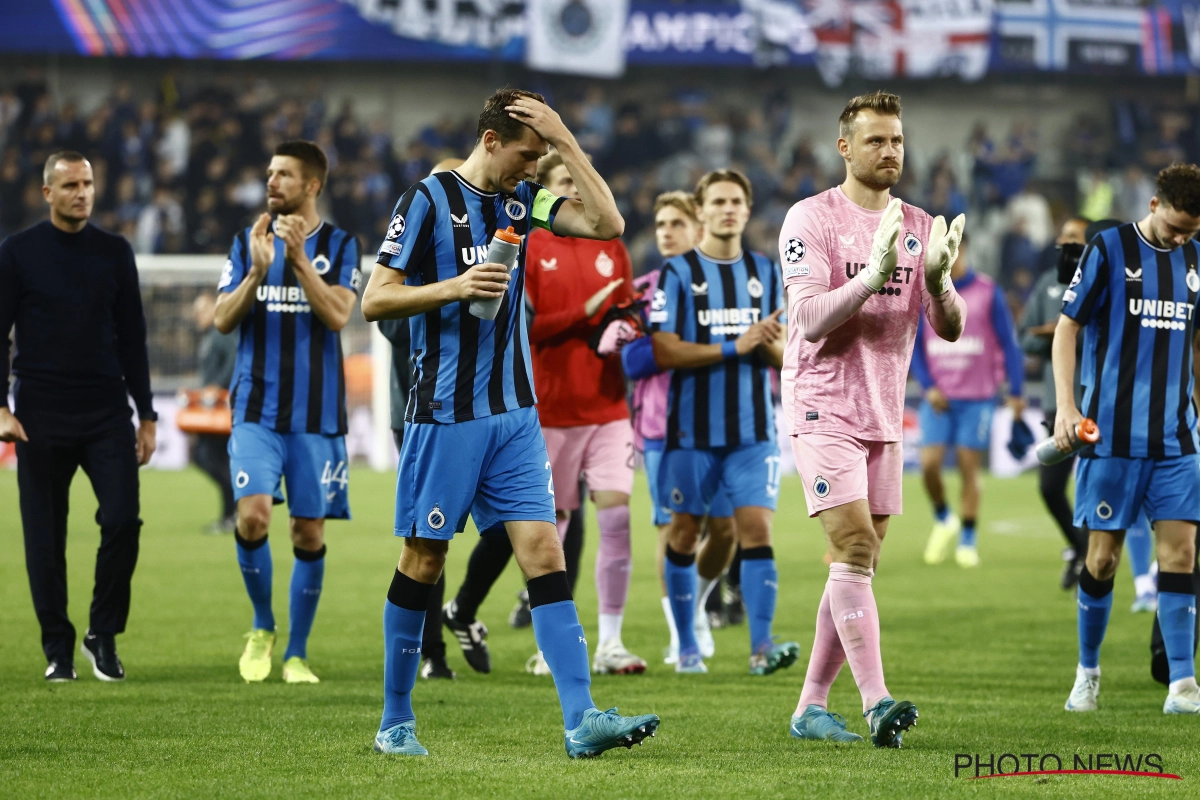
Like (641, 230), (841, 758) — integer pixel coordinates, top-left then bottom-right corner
(1036, 418), (1100, 465)
(468, 226), (522, 321)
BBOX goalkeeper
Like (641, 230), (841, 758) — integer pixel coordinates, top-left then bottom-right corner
(778, 91), (967, 747)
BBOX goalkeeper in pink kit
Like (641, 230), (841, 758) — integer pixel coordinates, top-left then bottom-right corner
(778, 91), (967, 747)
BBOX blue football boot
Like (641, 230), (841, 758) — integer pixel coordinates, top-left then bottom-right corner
(865, 697), (918, 748)
(565, 707), (660, 759)
(374, 721), (429, 756)
(790, 705), (864, 743)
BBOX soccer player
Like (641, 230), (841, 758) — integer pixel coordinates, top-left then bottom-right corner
(362, 89), (658, 757)
(623, 191), (737, 662)
(378, 157), (464, 681)
(1020, 216), (1093, 589)
(1057, 163), (1200, 715)
(915, 234), (1025, 568)
(779, 91), (966, 747)
(651, 169), (798, 676)
(522, 150), (647, 674)
(214, 140), (360, 685)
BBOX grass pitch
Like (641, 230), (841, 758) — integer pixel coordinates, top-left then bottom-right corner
(1, 466), (1197, 799)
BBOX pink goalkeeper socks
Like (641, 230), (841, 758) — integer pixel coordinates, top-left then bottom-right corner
(797, 584), (846, 710)
(595, 506), (632, 615)
(826, 563), (890, 712)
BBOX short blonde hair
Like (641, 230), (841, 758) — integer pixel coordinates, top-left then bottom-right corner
(653, 190), (699, 222)
(694, 169), (753, 208)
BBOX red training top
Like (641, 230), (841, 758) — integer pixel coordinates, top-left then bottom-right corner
(525, 228), (633, 428)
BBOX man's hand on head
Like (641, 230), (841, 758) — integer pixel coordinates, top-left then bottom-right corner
(506, 96), (570, 148)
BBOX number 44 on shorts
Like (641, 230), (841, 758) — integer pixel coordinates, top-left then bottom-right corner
(321, 460), (349, 500)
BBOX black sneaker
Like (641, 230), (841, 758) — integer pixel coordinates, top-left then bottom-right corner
(45, 660), (76, 682)
(509, 589), (532, 629)
(420, 654), (456, 680)
(722, 583), (745, 626)
(442, 601), (491, 673)
(81, 631), (125, 681)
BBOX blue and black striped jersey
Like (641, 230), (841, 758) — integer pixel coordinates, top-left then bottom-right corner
(1062, 222), (1200, 459)
(219, 221), (361, 436)
(375, 171), (565, 424)
(650, 248), (785, 450)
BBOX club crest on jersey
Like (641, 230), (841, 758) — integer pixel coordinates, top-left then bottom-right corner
(1096, 500), (1113, 521)
(504, 198), (527, 220)
(427, 505), (446, 530)
(312, 254), (331, 276)
(595, 250), (614, 277)
(903, 232), (922, 258)
(813, 475), (830, 498)
(1189, 270), (1200, 293)
(784, 238), (805, 263)
(747, 276), (763, 299)
(387, 214), (405, 240)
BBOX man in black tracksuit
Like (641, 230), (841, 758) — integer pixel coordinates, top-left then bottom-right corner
(0, 151), (157, 683)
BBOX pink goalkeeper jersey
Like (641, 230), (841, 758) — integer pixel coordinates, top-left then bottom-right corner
(779, 187), (935, 442)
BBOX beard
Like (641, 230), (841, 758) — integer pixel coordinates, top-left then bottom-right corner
(850, 158), (901, 192)
(268, 195), (302, 215)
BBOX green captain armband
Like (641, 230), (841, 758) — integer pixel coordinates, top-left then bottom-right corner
(531, 188), (568, 232)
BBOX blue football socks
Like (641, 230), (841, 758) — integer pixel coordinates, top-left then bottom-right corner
(1157, 572), (1197, 684)
(284, 546), (326, 661)
(739, 547), (778, 654)
(531, 599), (595, 730)
(235, 531), (275, 631)
(664, 546), (699, 656)
(959, 519), (977, 548)
(1077, 567), (1114, 669)
(381, 570), (432, 732)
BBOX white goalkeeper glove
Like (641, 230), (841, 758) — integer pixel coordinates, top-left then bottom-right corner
(924, 213), (966, 295)
(857, 197), (904, 293)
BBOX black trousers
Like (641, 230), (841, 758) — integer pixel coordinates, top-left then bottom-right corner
(192, 434), (234, 519)
(16, 420), (142, 663)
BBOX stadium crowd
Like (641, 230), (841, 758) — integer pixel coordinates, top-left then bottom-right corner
(1, 66), (1199, 321)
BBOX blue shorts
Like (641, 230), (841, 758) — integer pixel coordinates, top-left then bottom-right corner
(228, 423), (350, 520)
(644, 439), (733, 526)
(659, 441), (781, 517)
(1074, 454), (1200, 531)
(918, 398), (995, 451)
(395, 405), (556, 540)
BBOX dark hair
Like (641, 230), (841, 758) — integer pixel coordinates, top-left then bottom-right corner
(694, 169), (753, 208)
(477, 88), (547, 144)
(43, 150), (88, 186)
(274, 140), (328, 195)
(1155, 163), (1200, 217)
(839, 90), (902, 140)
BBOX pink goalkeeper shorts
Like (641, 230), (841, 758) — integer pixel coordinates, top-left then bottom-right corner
(542, 419), (635, 511)
(791, 431), (903, 518)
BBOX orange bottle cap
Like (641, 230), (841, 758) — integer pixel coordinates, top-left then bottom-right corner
(1077, 418), (1100, 444)
(494, 226), (521, 245)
